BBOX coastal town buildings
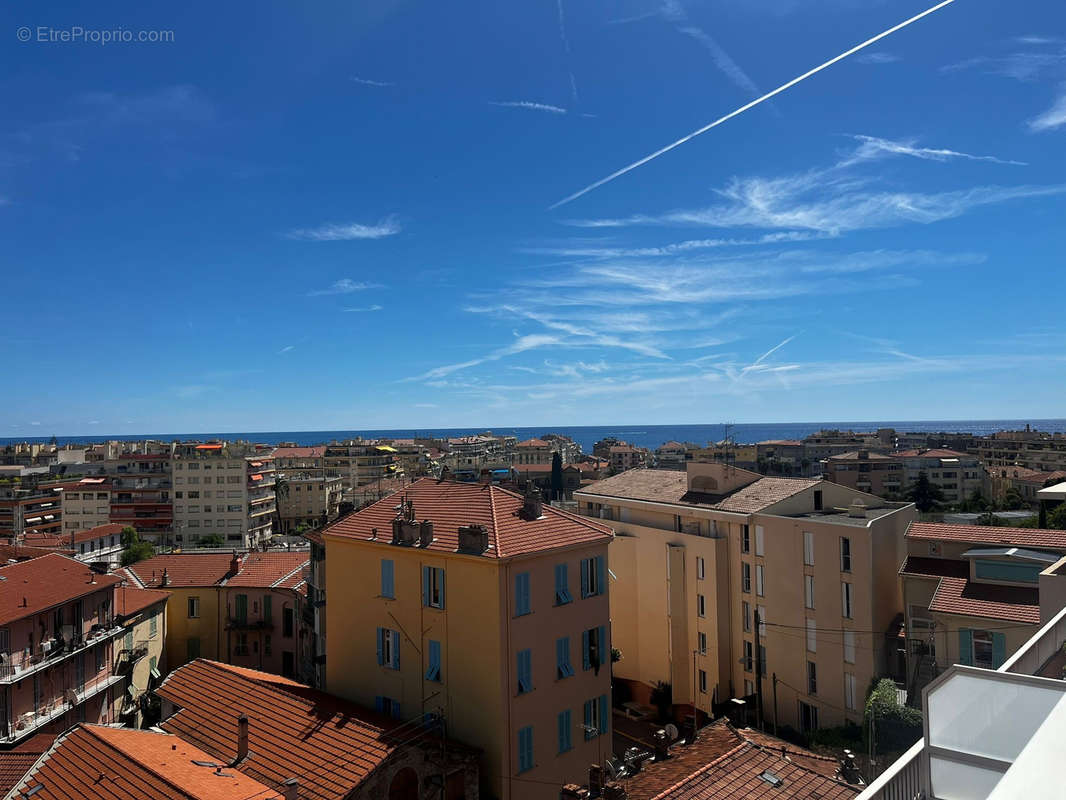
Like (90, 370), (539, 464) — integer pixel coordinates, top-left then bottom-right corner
(323, 478), (614, 800)
(654, 441), (696, 470)
(893, 449), (984, 504)
(609, 444), (648, 473)
(275, 472), (343, 534)
(825, 451), (906, 497)
(324, 441), (402, 491)
(576, 462), (916, 733)
(0, 480), (62, 540)
(972, 426), (1066, 473)
(513, 438), (554, 465)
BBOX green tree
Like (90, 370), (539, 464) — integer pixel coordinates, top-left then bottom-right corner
(1002, 488), (1025, 511)
(120, 526), (155, 566)
(199, 533), (225, 548)
(1049, 503), (1066, 531)
(550, 452), (564, 501)
(907, 471), (944, 513)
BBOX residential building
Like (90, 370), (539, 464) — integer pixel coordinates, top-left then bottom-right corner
(986, 465), (1066, 504)
(441, 435), (510, 479)
(609, 444), (648, 473)
(275, 473), (342, 534)
(157, 658), (480, 799)
(171, 443), (276, 549)
(690, 441), (759, 472)
(801, 429), (893, 462)
(0, 481), (62, 540)
(325, 442), (401, 491)
(972, 426), (1066, 473)
(562, 718), (861, 799)
(271, 445), (329, 473)
(755, 440), (807, 475)
(514, 438), (554, 465)
(510, 463), (586, 501)
(899, 521), (1066, 699)
(303, 529), (327, 689)
(323, 478), (614, 800)
(893, 449), (985, 504)
(350, 476), (408, 509)
(23, 523), (126, 568)
(0, 553), (166, 745)
(858, 580), (1066, 800)
(377, 438), (437, 477)
(576, 462), (916, 733)
(120, 550), (310, 680)
(541, 433), (583, 464)
(114, 584), (170, 728)
(654, 441), (696, 470)
(825, 451), (906, 497)
(105, 454), (173, 538)
(59, 477), (111, 532)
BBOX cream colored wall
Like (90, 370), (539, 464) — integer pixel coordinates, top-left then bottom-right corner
(930, 614), (1036, 666)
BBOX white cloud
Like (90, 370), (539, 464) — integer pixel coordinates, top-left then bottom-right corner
(842, 135), (1026, 166)
(350, 77), (395, 87)
(343, 304), (384, 312)
(489, 101), (568, 114)
(278, 345), (295, 354)
(287, 217), (401, 241)
(308, 279), (383, 297)
(411, 334), (565, 380)
(856, 52), (900, 64)
(660, 0), (763, 98)
(1029, 87), (1066, 132)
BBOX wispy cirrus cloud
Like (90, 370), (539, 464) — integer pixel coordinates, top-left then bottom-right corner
(287, 216), (401, 241)
(343, 304), (384, 312)
(307, 279), (383, 297)
(659, 0), (763, 98)
(841, 134), (1026, 166)
(856, 51), (900, 64)
(278, 345), (295, 354)
(489, 101), (568, 114)
(350, 76), (395, 87)
(1029, 86), (1066, 132)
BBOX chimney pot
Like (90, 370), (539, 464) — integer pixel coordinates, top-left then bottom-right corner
(282, 777), (299, 800)
(234, 714), (249, 765)
(419, 520), (434, 547)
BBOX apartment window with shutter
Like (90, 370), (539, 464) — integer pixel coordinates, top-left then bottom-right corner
(741, 563), (751, 593)
(187, 597), (200, 619)
(518, 726), (534, 772)
(840, 537), (852, 572)
(583, 695), (608, 739)
(743, 641), (753, 672)
(805, 575), (815, 609)
(380, 559), (395, 599)
(755, 565), (764, 597)
(581, 556), (606, 598)
(554, 563), (572, 605)
(423, 566), (446, 609)
(844, 630), (856, 664)
(807, 661), (817, 695)
(758, 645), (767, 675)
(556, 636), (574, 679)
(845, 673), (857, 710)
(757, 605), (766, 637)
(803, 531), (815, 566)
(806, 618), (816, 652)
(262, 595), (272, 624)
(741, 525), (751, 553)
(149, 614), (158, 638)
(557, 709), (572, 753)
(425, 640), (442, 682)
(517, 648), (533, 694)
(696, 556), (705, 580)
(235, 594), (248, 625)
(376, 628), (400, 670)
(697, 593), (706, 618)
(698, 631), (707, 655)
(699, 669), (707, 693)
(515, 572), (531, 616)
(842, 582), (853, 619)
(582, 626), (607, 672)
(755, 525), (764, 556)
(743, 601), (751, 632)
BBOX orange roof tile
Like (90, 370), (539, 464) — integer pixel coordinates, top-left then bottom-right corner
(895, 448), (971, 459)
(516, 438), (550, 448)
(905, 522), (1066, 550)
(115, 586), (170, 618)
(0, 752), (39, 795)
(157, 660), (404, 800)
(928, 577), (1040, 623)
(10, 724), (281, 800)
(324, 478), (611, 559)
(270, 446), (326, 459)
(0, 544), (71, 562)
(224, 552), (309, 588)
(0, 554), (119, 628)
(122, 553), (237, 588)
(71, 523), (125, 545)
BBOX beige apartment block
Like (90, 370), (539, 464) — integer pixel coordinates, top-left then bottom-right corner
(825, 450), (905, 497)
(576, 462), (915, 734)
(275, 473), (342, 534)
(324, 442), (401, 491)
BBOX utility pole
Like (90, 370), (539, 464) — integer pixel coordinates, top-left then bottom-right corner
(772, 673), (779, 737)
(754, 608), (764, 730)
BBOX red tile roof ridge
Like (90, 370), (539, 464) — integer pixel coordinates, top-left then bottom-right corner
(648, 741), (750, 800)
(271, 563), (307, 589)
(116, 586), (171, 618)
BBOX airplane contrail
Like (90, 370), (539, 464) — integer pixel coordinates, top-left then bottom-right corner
(549, 0), (957, 210)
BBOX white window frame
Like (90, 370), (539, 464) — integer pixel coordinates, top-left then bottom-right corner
(804, 575), (815, 610)
(803, 531), (815, 566)
(696, 556), (705, 580)
(698, 631), (707, 655)
(383, 629), (400, 669)
(806, 618), (816, 652)
(840, 536), (852, 572)
(844, 630), (856, 664)
(845, 672), (856, 711)
(755, 565), (764, 597)
(841, 582), (853, 619)
(697, 593), (706, 618)
(743, 601), (751, 632)
(755, 525), (765, 557)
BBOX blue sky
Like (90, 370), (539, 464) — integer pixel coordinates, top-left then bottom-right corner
(2, 0), (1065, 434)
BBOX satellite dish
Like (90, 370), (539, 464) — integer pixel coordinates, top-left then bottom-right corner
(664, 724), (679, 741)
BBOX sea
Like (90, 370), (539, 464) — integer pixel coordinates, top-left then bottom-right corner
(4, 420), (1066, 454)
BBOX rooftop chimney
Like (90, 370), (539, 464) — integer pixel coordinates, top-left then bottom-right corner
(229, 550), (241, 577)
(282, 777), (299, 800)
(234, 714), (249, 765)
(560, 785), (589, 799)
(518, 487), (544, 521)
(159, 568), (169, 588)
(848, 500), (867, 518)
(603, 783), (627, 800)
(588, 765), (605, 798)
(457, 524), (489, 554)
(418, 520), (434, 547)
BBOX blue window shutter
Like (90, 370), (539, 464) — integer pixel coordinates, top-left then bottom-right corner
(522, 573), (530, 614)
(959, 629), (973, 666)
(599, 693), (608, 734)
(556, 637), (564, 675)
(422, 566), (430, 607)
(582, 629), (591, 671)
(381, 560), (394, 598)
(374, 696), (384, 713)
(583, 700), (593, 739)
(426, 640), (441, 681)
(438, 568), (446, 609)
(393, 702), (402, 720)
(558, 710), (566, 753)
(580, 559), (590, 598)
(376, 628), (384, 666)
(392, 630), (400, 670)
(596, 556), (606, 596)
(992, 632), (1007, 668)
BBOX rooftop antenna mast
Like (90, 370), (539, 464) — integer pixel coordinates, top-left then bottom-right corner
(723, 422), (736, 475)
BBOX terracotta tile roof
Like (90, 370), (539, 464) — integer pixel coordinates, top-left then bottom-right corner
(271, 446), (325, 459)
(0, 543), (71, 562)
(895, 448), (971, 459)
(72, 523), (125, 545)
(224, 552), (309, 588)
(9, 724), (281, 800)
(12, 733), (57, 752)
(712, 478), (819, 514)
(928, 577), (1040, 623)
(325, 477), (612, 559)
(828, 451), (897, 461)
(351, 476), (409, 505)
(122, 553), (237, 588)
(624, 720), (855, 800)
(0, 554), (119, 628)
(905, 522), (1066, 550)
(158, 660), (404, 800)
(0, 752), (39, 795)
(899, 556), (970, 580)
(115, 586), (170, 618)
(516, 438), (550, 447)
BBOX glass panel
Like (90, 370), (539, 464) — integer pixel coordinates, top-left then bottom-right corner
(929, 756), (1004, 800)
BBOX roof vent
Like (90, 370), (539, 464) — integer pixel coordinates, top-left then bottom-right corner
(848, 501), (867, 518)
(758, 770), (784, 788)
(457, 524), (489, 554)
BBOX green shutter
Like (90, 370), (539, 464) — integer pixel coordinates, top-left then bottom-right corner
(959, 629), (973, 666)
(992, 632), (1007, 668)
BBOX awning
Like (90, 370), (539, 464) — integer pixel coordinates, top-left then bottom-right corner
(43, 515), (54, 520)
(195, 444), (223, 450)
(250, 461), (263, 467)
(80, 478), (106, 484)
(250, 474), (263, 482)
(375, 446), (398, 453)
(25, 517), (41, 523)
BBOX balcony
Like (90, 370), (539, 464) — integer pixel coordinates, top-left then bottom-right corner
(226, 616), (274, 631)
(1, 671), (125, 744)
(0, 624), (120, 684)
(115, 641), (149, 673)
(249, 505), (276, 518)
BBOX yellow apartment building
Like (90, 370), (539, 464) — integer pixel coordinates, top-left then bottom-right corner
(575, 462), (915, 735)
(324, 478), (613, 800)
(114, 585), (169, 728)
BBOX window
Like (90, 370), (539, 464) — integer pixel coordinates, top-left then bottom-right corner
(583, 695), (608, 739)
(741, 562), (751, 593)
(124, 629), (133, 650)
(697, 593), (706, 618)
(235, 632), (249, 656)
(696, 556), (705, 580)
(698, 669), (707, 693)
(804, 575), (815, 609)
(757, 605), (766, 637)
(807, 661), (817, 695)
(964, 629), (1005, 669)
(518, 726), (534, 772)
(741, 524), (750, 553)
(758, 644), (767, 675)
(554, 563), (572, 605)
(582, 625), (607, 672)
(844, 630), (856, 664)
(517, 648), (533, 694)
(845, 673), (857, 710)
(264, 634), (272, 656)
(755, 565), (764, 597)
(743, 601), (751, 632)
(803, 531), (814, 566)
(755, 525), (765, 556)
(149, 614), (158, 638)
(840, 537), (852, 572)
(697, 631), (707, 655)
(813, 490), (823, 511)
(557, 636), (574, 679)
(283, 607), (294, 638)
(557, 710), (572, 753)
(423, 566), (446, 609)
(806, 618), (816, 652)
(515, 572), (531, 616)
(581, 555), (606, 598)
(743, 641), (753, 672)
(187, 636), (200, 661)
(425, 639), (442, 682)
(235, 594), (248, 624)
(375, 696), (402, 719)
(376, 627), (400, 669)
(841, 582), (853, 619)
(95, 646), (104, 673)
(799, 701), (818, 733)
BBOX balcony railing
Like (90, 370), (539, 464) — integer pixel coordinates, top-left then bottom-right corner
(226, 617), (274, 630)
(1, 671), (125, 744)
(0, 623), (119, 683)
